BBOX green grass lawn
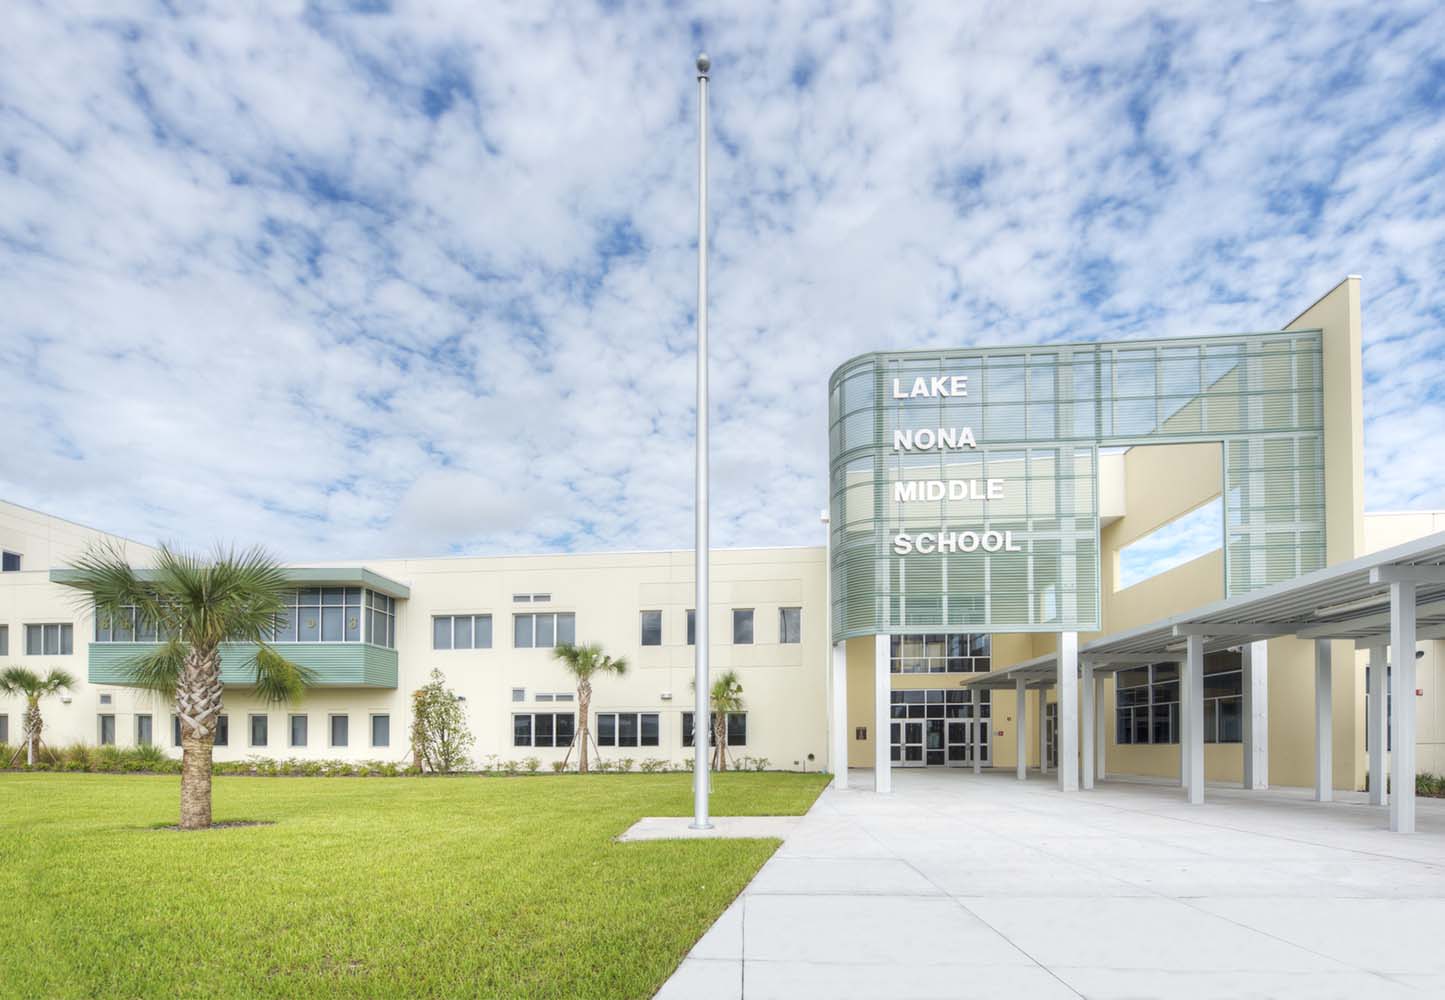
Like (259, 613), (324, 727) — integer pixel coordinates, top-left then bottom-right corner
(0, 772), (828, 999)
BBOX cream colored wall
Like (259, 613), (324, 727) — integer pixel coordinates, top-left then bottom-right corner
(1, 526), (831, 770)
(0, 499), (155, 571)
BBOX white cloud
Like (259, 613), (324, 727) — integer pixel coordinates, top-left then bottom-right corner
(1, 0), (1443, 560)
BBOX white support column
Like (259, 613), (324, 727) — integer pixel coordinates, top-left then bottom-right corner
(830, 640), (848, 790)
(1058, 633), (1079, 792)
(873, 634), (891, 794)
(1314, 638), (1333, 803)
(1241, 640), (1269, 790)
(1389, 581), (1417, 833)
(1179, 654), (1192, 789)
(1095, 672), (1107, 781)
(1081, 660), (1095, 790)
(1037, 688), (1048, 776)
(972, 712), (983, 775)
(1016, 677), (1028, 781)
(1186, 634), (1205, 805)
(1367, 643), (1387, 807)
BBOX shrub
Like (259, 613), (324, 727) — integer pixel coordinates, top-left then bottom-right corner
(550, 760), (568, 773)
(639, 758), (666, 773)
(411, 669), (476, 774)
(500, 759), (520, 776)
(523, 757), (541, 774)
(681, 757), (695, 772)
(593, 758), (613, 773)
(751, 757), (770, 772)
(617, 758), (635, 773)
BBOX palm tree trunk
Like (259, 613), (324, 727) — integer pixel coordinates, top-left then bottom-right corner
(714, 715), (728, 772)
(578, 679), (591, 774)
(25, 697), (41, 766)
(176, 647), (224, 830)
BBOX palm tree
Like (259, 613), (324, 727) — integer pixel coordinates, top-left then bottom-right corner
(551, 642), (627, 774)
(707, 670), (745, 772)
(62, 543), (312, 829)
(0, 666), (75, 766)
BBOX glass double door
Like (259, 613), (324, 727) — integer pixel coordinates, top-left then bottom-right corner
(890, 690), (991, 767)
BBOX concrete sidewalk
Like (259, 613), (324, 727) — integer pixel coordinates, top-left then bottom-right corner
(655, 768), (1445, 999)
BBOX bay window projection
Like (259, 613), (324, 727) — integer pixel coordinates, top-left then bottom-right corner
(98, 589), (398, 647)
(433, 614), (493, 650)
(512, 712), (576, 748)
(596, 712), (660, 748)
(513, 613), (576, 649)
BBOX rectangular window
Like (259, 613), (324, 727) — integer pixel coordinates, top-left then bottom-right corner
(687, 609), (696, 646)
(1113, 658), (1237, 746)
(268, 588), (390, 647)
(135, 714), (153, 747)
(433, 614), (493, 650)
(511, 687), (526, 703)
(249, 714), (268, 747)
(0, 625), (7, 656)
(779, 607), (802, 644)
(640, 610), (662, 646)
(98, 714), (115, 746)
(25, 623), (73, 656)
(216, 714), (229, 747)
(683, 712), (747, 747)
(513, 712), (575, 747)
(173, 715), (181, 747)
(513, 613), (576, 649)
(0, 714), (8, 743)
(2, 551), (21, 572)
(596, 712), (661, 748)
(289, 714), (308, 748)
(330, 714), (349, 748)
(732, 609), (754, 644)
(890, 633), (992, 673)
(371, 714), (390, 747)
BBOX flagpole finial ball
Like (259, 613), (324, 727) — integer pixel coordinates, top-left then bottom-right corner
(696, 53), (710, 74)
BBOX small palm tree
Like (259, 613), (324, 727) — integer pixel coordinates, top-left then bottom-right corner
(62, 543), (312, 829)
(695, 670), (744, 771)
(551, 642), (627, 773)
(0, 666), (75, 766)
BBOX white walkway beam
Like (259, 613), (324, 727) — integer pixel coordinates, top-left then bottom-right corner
(1058, 631), (1079, 792)
(830, 640), (847, 790)
(1314, 638), (1333, 803)
(1242, 640), (1269, 790)
(1367, 643), (1386, 807)
(1015, 676), (1027, 781)
(873, 634), (890, 794)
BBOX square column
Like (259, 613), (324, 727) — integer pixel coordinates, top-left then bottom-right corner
(1057, 632), (1079, 792)
(1367, 643), (1387, 807)
(830, 641), (848, 790)
(1179, 655), (1192, 789)
(1095, 672), (1107, 781)
(1015, 677), (1028, 780)
(1389, 581), (1417, 833)
(1242, 640), (1269, 790)
(1314, 638), (1333, 803)
(1186, 634), (1205, 805)
(874, 634), (891, 794)
(972, 712), (983, 775)
(1081, 661), (1095, 790)
(1037, 688), (1048, 776)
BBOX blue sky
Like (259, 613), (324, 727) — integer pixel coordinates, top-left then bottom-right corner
(1, 1), (1443, 560)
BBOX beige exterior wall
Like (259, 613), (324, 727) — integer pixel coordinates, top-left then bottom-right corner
(0, 500), (829, 771)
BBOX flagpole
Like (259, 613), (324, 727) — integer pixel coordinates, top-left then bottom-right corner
(691, 51), (713, 830)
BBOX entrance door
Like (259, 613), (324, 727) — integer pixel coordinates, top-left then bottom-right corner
(891, 689), (991, 767)
(1045, 703), (1059, 770)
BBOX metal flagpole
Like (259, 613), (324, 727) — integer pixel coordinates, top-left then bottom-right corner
(691, 51), (713, 830)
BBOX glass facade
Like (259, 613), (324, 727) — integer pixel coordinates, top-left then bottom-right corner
(828, 332), (1325, 639)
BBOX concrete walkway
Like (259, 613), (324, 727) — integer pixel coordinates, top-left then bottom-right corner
(655, 768), (1445, 999)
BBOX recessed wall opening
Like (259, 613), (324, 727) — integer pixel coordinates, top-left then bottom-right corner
(1117, 496), (1224, 591)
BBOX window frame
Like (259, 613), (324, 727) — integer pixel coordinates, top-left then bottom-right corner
(24, 622), (73, 656)
(595, 711), (661, 748)
(329, 713), (349, 748)
(682, 711), (747, 748)
(732, 609), (754, 645)
(289, 713), (308, 748)
(98, 714), (116, 746)
(640, 610), (662, 647)
(778, 606), (802, 644)
(135, 713), (153, 747)
(513, 612), (576, 649)
(511, 712), (575, 748)
(1, 550), (20, 572)
(370, 713), (390, 748)
(248, 713), (269, 748)
(433, 613), (494, 651)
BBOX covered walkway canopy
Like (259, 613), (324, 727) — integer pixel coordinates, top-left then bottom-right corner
(966, 529), (1445, 833)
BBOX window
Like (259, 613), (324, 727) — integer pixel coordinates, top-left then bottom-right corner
(290, 714), (308, 747)
(98, 715), (115, 746)
(330, 714), (349, 748)
(682, 712), (747, 747)
(779, 607), (802, 644)
(371, 714), (390, 747)
(1115, 664), (1179, 745)
(732, 609), (754, 644)
(2, 551), (21, 572)
(93, 605), (162, 643)
(1202, 654), (1243, 744)
(25, 623), (73, 656)
(513, 593), (551, 603)
(687, 609), (696, 646)
(0, 625), (7, 656)
(258, 588), (394, 647)
(178, 714), (228, 746)
(512, 712), (575, 748)
(514, 612), (576, 648)
(597, 712), (661, 747)
(366, 591), (396, 648)
(0, 714), (7, 743)
(511, 687), (526, 703)
(890, 634), (991, 673)
(433, 614), (493, 650)
(135, 714), (153, 747)
(640, 610), (662, 646)
(249, 714), (269, 747)
(100, 693), (112, 705)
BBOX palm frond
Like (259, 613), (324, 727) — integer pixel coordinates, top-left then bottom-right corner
(64, 540), (166, 626)
(0, 666), (40, 697)
(41, 669), (77, 695)
(249, 644), (315, 704)
(119, 641), (186, 696)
